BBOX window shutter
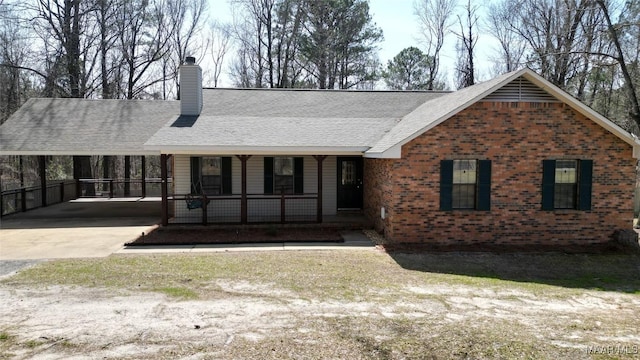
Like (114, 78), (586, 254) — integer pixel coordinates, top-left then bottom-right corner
(190, 157), (201, 194)
(294, 157), (304, 194)
(477, 160), (491, 211)
(221, 157), (232, 195)
(440, 160), (453, 211)
(578, 160), (593, 211)
(264, 157), (274, 194)
(541, 160), (556, 210)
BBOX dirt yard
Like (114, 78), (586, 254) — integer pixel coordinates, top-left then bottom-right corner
(1, 251), (640, 359)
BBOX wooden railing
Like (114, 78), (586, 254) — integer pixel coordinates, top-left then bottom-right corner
(1, 181), (76, 216)
(169, 193), (319, 225)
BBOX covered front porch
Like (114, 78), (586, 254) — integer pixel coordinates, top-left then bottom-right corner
(159, 154), (365, 226)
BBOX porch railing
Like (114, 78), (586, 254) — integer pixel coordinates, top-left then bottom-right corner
(77, 178), (168, 198)
(169, 193), (319, 225)
(1, 181), (76, 216)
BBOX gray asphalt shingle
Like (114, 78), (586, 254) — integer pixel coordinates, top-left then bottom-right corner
(0, 98), (178, 154)
(145, 89), (447, 150)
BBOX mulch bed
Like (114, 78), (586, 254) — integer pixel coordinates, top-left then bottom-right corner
(126, 226), (345, 246)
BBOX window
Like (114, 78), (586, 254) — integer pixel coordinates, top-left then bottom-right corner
(274, 157), (294, 194)
(542, 159), (592, 210)
(554, 160), (577, 209)
(190, 156), (232, 195)
(452, 160), (477, 209)
(440, 159), (491, 211)
(264, 157), (303, 194)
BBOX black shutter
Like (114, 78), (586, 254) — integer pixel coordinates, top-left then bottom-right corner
(294, 157), (304, 194)
(440, 160), (453, 211)
(264, 157), (274, 194)
(221, 157), (232, 195)
(477, 160), (491, 211)
(190, 157), (201, 194)
(578, 160), (593, 211)
(541, 160), (556, 210)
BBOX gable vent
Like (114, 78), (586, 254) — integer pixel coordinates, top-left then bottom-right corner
(482, 76), (559, 102)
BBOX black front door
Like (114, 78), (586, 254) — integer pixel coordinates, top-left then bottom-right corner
(337, 157), (363, 209)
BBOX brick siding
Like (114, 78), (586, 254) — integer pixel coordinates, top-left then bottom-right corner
(364, 101), (635, 247)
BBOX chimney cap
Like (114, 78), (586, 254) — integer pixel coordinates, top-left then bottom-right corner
(184, 56), (196, 65)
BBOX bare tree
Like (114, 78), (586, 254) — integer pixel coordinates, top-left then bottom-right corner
(509, 0), (591, 88)
(486, 0), (526, 74)
(595, 0), (640, 130)
(117, 0), (174, 99)
(165, 0), (208, 99)
(453, 0), (478, 88)
(414, 0), (456, 90)
(0, 2), (32, 124)
(208, 21), (232, 87)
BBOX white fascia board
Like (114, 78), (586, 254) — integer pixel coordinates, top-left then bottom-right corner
(364, 145), (402, 158)
(146, 145), (368, 156)
(390, 69), (528, 153)
(0, 150), (161, 156)
(521, 72), (639, 148)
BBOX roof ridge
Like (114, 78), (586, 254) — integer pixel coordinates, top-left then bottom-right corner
(202, 87), (452, 94)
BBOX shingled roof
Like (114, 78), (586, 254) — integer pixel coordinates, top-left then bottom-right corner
(1, 69), (637, 158)
(144, 89), (447, 155)
(0, 98), (178, 155)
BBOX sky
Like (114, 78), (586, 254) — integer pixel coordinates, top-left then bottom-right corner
(207, 0), (497, 88)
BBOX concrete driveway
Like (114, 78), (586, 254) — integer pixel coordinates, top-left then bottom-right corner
(0, 199), (160, 260)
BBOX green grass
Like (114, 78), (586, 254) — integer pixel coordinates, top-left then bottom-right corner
(154, 286), (199, 299)
(4, 251), (640, 301)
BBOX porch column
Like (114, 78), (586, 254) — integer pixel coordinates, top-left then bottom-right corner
(236, 155), (252, 224)
(141, 156), (146, 197)
(39, 156), (47, 207)
(124, 155), (131, 197)
(160, 154), (168, 226)
(313, 155), (327, 223)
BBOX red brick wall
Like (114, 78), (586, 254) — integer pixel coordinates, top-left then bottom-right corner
(363, 158), (395, 240)
(365, 102), (635, 246)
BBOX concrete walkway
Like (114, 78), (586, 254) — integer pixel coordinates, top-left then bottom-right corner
(117, 231), (374, 255)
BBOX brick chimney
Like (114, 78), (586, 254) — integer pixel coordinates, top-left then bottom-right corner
(179, 56), (203, 116)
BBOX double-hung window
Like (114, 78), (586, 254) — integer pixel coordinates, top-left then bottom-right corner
(264, 157), (304, 194)
(542, 159), (592, 210)
(440, 159), (491, 211)
(190, 156), (232, 195)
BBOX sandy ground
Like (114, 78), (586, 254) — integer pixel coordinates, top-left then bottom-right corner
(1, 280), (640, 359)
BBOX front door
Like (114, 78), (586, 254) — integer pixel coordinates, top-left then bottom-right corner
(337, 157), (363, 209)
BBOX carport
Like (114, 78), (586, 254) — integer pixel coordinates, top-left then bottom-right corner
(0, 97), (176, 220)
(0, 199), (160, 260)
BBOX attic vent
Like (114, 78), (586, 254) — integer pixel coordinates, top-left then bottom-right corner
(482, 76), (559, 102)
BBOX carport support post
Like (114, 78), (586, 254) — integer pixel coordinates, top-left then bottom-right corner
(160, 154), (168, 226)
(39, 156), (47, 207)
(124, 156), (131, 197)
(141, 156), (146, 198)
(313, 155), (327, 223)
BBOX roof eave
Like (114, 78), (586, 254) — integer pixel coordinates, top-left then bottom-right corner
(144, 145), (369, 156)
(364, 145), (402, 158)
(0, 150), (160, 156)
(389, 69), (530, 153)
(520, 71), (640, 150)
